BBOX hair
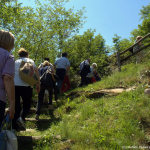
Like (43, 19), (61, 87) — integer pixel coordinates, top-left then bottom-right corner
(137, 36), (142, 40)
(62, 52), (68, 57)
(0, 30), (15, 51)
(92, 63), (97, 68)
(44, 57), (49, 61)
(43, 61), (50, 67)
(87, 58), (91, 63)
(18, 48), (28, 57)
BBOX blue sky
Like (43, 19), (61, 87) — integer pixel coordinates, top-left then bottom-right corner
(18, 0), (150, 46)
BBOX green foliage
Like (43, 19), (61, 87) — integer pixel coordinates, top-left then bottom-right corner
(17, 49), (150, 150)
(112, 34), (121, 53)
(0, 0), (86, 66)
(14, 2), (150, 149)
(139, 3), (150, 20)
(130, 3), (150, 44)
(138, 14), (150, 36)
(63, 29), (109, 76)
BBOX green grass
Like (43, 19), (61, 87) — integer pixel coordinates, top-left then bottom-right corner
(17, 58), (150, 150)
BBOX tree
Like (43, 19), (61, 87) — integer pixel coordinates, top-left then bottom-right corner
(112, 34), (121, 53)
(139, 3), (150, 20)
(63, 29), (109, 76)
(131, 3), (150, 43)
(0, 0), (86, 65)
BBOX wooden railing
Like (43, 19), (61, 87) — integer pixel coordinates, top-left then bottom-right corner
(117, 33), (150, 72)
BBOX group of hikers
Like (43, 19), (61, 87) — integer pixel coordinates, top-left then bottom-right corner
(0, 29), (144, 133)
(0, 30), (101, 132)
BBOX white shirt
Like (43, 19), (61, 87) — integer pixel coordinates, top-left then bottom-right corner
(86, 66), (94, 78)
(14, 57), (37, 86)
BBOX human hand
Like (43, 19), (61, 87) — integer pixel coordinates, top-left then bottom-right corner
(36, 84), (40, 93)
(9, 103), (15, 119)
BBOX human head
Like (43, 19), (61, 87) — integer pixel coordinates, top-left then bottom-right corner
(18, 48), (28, 57)
(92, 63), (97, 69)
(62, 52), (68, 57)
(44, 57), (49, 61)
(0, 30), (15, 52)
(43, 61), (50, 67)
(136, 36), (142, 41)
(87, 58), (91, 63)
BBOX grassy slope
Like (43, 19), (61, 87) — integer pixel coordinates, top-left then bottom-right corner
(18, 58), (150, 150)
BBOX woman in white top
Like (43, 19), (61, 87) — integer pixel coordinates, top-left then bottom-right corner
(86, 63), (97, 84)
(12, 48), (40, 131)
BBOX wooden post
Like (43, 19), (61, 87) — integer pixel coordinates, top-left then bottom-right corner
(117, 52), (121, 72)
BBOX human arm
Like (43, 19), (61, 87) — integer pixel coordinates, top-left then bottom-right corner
(50, 63), (55, 73)
(51, 66), (55, 74)
(53, 64), (56, 74)
(3, 75), (15, 119)
(38, 63), (42, 70)
(66, 66), (70, 76)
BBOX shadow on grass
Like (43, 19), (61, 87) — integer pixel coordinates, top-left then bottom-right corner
(18, 137), (33, 150)
(36, 109), (61, 131)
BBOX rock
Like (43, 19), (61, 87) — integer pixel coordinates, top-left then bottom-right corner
(20, 129), (36, 133)
(126, 86), (136, 92)
(55, 135), (61, 140)
(86, 88), (125, 98)
(144, 88), (150, 97)
(25, 118), (51, 122)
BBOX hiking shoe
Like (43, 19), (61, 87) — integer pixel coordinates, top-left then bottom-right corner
(17, 117), (26, 131)
(35, 114), (39, 121)
(48, 105), (54, 110)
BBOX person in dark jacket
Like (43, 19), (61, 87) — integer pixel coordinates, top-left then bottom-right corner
(79, 59), (91, 87)
(35, 61), (58, 120)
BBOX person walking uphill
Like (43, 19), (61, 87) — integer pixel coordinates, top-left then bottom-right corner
(0, 30), (15, 127)
(79, 59), (91, 87)
(38, 57), (54, 102)
(12, 48), (40, 131)
(35, 61), (58, 120)
(53, 52), (70, 93)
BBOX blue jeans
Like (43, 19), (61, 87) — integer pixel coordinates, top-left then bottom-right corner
(56, 68), (66, 92)
(57, 80), (63, 92)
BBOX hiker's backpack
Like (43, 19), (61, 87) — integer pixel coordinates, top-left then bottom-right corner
(19, 61), (39, 86)
(79, 60), (90, 76)
(40, 69), (58, 89)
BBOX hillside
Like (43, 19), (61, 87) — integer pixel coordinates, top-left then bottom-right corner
(14, 56), (150, 150)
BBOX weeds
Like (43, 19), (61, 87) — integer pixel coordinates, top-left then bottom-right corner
(17, 58), (150, 149)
